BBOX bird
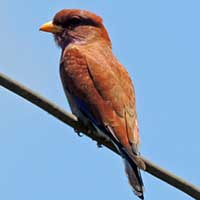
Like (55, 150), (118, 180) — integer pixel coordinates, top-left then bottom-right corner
(40, 9), (145, 199)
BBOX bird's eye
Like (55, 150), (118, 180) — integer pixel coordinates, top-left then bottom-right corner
(69, 17), (82, 27)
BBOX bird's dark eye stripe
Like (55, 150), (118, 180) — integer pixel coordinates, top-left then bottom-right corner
(54, 16), (100, 28)
(68, 17), (82, 26)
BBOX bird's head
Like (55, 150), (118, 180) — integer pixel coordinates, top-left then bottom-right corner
(40, 9), (111, 49)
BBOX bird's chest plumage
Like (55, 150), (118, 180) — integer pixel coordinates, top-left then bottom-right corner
(59, 44), (110, 106)
(59, 45), (112, 142)
(59, 45), (104, 122)
(60, 47), (89, 94)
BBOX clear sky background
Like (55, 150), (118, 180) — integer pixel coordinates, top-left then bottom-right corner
(0, 1), (200, 200)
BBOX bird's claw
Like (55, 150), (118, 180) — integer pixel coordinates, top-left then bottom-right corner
(97, 141), (103, 148)
(74, 128), (83, 137)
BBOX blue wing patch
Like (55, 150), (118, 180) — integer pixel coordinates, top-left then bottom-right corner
(73, 96), (100, 127)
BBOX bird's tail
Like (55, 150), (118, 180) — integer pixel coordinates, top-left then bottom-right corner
(116, 145), (144, 199)
(123, 157), (144, 199)
(103, 125), (144, 199)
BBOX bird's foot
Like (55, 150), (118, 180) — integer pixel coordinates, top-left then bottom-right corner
(74, 128), (83, 137)
(96, 141), (103, 148)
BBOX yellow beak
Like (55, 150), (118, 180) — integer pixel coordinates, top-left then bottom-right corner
(39, 21), (63, 33)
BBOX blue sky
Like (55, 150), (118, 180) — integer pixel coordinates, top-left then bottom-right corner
(1, 1), (200, 199)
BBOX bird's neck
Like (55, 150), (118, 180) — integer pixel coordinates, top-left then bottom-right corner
(61, 38), (112, 57)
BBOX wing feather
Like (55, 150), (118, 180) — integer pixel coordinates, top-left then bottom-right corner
(60, 45), (139, 147)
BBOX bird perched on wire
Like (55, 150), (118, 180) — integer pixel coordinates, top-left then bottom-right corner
(40, 9), (145, 199)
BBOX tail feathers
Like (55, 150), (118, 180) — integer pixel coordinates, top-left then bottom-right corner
(101, 125), (144, 199)
(124, 159), (144, 199)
